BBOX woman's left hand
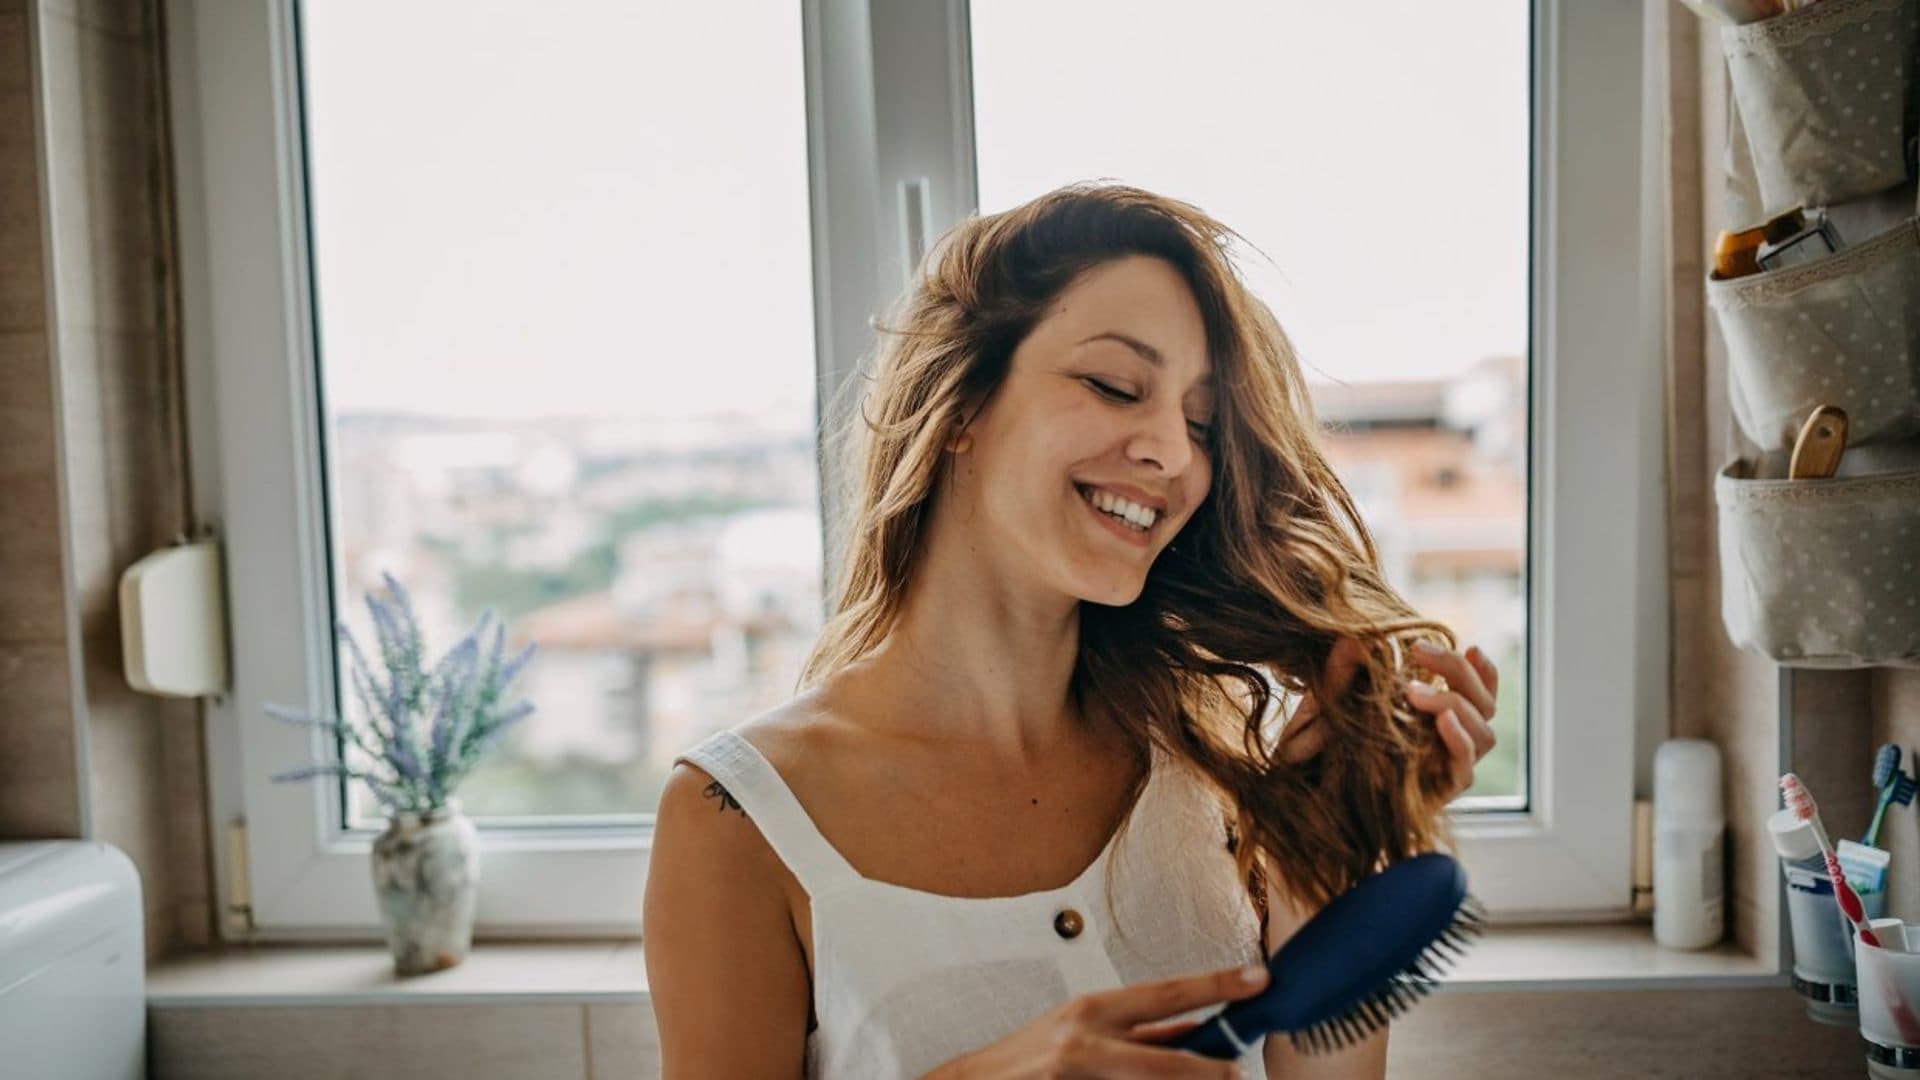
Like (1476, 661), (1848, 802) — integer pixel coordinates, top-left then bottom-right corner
(1276, 638), (1500, 800)
(1404, 640), (1500, 799)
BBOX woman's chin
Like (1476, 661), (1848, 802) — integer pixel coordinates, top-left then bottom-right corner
(1068, 567), (1147, 608)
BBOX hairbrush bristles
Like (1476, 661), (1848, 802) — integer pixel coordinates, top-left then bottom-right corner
(1288, 896), (1486, 1054)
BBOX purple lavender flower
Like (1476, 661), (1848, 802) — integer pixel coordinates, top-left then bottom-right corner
(266, 577), (538, 815)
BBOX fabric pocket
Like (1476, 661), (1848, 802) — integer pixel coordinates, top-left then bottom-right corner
(1716, 449), (1920, 668)
(1721, 0), (1918, 212)
(1707, 218), (1920, 450)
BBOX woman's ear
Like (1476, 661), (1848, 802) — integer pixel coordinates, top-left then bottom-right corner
(946, 429), (974, 454)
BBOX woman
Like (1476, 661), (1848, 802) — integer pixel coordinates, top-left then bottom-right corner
(643, 182), (1500, 1078)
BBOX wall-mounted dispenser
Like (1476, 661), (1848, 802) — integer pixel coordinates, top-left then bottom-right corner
(117, 539), (228, 698)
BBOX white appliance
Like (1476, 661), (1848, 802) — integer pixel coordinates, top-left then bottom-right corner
(0, 841), (145, 1079)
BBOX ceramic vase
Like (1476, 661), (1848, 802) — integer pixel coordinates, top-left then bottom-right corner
(370, 799), (479, 974)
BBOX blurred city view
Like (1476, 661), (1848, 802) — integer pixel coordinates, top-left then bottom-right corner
(297, 0), (1529, 827)
(328, 354), (1526, 826)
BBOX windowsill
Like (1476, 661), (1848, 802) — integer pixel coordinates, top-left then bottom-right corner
(145, 923), (1782, 1008)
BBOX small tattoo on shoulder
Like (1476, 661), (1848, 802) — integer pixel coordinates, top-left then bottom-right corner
(703, 781), (747, 818)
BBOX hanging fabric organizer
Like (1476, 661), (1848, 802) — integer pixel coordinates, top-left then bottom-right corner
(1710, 0), (1920, 669)
(1722, 0), (1918, 211)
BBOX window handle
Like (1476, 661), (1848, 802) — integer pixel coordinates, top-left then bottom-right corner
(898, 176), (932, 288)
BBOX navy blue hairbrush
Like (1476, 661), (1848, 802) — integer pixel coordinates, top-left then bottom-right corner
(1169, 852), (1483, 1059)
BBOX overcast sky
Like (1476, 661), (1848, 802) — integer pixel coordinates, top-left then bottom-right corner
(300, 1), (1527, 425)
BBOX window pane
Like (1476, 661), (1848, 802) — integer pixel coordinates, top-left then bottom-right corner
(970, 0), (1530, 803)
(297, 0), (821, 825)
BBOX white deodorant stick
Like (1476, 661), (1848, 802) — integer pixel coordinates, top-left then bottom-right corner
(1653, 738), (1726, 950)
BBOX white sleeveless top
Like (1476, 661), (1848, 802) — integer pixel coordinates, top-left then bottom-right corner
(673, 729), (1270, 1078)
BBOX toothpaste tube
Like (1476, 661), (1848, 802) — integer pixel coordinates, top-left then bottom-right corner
(1838, 839), (1892, 894)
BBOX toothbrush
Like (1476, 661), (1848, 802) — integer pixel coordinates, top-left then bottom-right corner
(1782, 773), (1920, 1044)
(1863, 743), (1917, 848)
(1782, 774), (1880, 946)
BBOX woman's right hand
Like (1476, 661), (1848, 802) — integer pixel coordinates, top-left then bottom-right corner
(921, 961), (1270, 1079)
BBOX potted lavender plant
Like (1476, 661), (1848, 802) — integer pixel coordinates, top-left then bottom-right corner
(268, 573), (536, 974)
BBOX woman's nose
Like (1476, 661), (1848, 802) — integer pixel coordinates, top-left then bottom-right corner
(1126, 403), (1195, 476)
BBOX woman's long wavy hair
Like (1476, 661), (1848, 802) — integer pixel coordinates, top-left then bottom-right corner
(797, 181), (1461, 918)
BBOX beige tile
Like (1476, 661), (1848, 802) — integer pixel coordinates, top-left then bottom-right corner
(159, 698), (214, 948)
(0, 15), (47, 335)
(1669, 576), (1710, 742)
(1790, 670), (1874, 837)
(587, 1003), (659, 1079)
(172, 898), (213, 951)
(39, 9), (161, 335)
(0, 462), (69, 644)
(0, 328), (57, 471)
(83, 666), (174, 959)
(54, 328), (184, 626)
(1389, 988), (1859, 1079)
(0, 641), (82, 838)
(150, 1003), (590, 1080)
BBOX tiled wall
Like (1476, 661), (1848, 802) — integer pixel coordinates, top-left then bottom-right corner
(0, 0), (86, 840)
(0, 0), (213, 957)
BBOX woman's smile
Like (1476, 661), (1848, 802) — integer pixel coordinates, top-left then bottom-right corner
(1074, 482), (1156, 549)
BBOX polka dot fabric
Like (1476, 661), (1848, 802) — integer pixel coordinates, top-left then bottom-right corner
(673, 729), (1271, 1078)
(1721, 0), (1917, 213)
(1716, 451), (1920, 668)
(1709, 218), (1920, 449)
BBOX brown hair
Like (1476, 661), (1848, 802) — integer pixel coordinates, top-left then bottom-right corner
(798, 180), (1459, 919)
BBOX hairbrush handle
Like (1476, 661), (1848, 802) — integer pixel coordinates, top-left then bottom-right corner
(1174, 1011), (1262, 1060)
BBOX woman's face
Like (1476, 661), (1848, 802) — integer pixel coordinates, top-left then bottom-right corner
(950, 255), (1216, 607)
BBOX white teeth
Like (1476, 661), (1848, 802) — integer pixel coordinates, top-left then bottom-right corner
(1081, 486), (1157, 531)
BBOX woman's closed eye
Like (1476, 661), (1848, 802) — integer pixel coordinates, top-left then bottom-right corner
(1083, 377), (1213, 442)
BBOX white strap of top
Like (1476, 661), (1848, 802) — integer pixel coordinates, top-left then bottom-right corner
(673, 729), (862, 899)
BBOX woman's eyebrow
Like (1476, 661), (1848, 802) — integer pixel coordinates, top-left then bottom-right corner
(1077, 331), (1213, 385)
(1078, 331), (1164, 367)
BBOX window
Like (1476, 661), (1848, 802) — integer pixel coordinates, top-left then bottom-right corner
(170, 0), (1657, 934)
(970, 0), (1531, 804)
(297, 0), (821, 826)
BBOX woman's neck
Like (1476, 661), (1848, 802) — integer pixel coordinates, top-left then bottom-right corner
(848, 508), (1087, 766)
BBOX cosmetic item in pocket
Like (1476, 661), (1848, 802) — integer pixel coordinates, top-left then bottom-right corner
(1788, 405), (1848, 479)
(1758, 209), (1843, 272)
(1167, 852), (1483, 1059)
(1678, 0), (1789, 22)
(1713, 207), (1815, 279)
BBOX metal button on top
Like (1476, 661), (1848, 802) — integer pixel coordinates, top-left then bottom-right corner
(1053, 907), (1083, 939)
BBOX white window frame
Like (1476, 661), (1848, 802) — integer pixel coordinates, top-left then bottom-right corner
(169, 0), (1655, 938)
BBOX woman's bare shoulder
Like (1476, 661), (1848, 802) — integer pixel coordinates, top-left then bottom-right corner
(645, 700), (824, 1075)
(724, 685), (880, 784)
